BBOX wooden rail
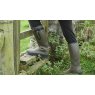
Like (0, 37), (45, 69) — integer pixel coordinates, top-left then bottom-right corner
(20, 29), (33, 40)
(20, 20), (48, 40)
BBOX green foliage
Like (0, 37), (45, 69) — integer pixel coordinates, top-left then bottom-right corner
(20, 20), (29, 32)
(20, 38), (30, 52)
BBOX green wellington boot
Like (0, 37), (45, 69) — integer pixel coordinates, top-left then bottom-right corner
(27, 26), (50, 59)
(63, 43), (82, 75)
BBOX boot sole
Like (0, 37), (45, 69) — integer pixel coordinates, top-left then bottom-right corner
(27, 52), (48, 59)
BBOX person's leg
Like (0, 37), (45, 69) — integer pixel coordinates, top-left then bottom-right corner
(28, 20), (42, 28)
(59, 20), (82, 74)
(27, 20), (49, 58)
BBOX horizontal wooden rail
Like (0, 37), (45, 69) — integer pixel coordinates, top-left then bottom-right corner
(20, 20), (49, 40)
(20, 29), (33, 40)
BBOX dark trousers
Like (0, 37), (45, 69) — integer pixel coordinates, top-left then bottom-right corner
(28, 20), (77, 44)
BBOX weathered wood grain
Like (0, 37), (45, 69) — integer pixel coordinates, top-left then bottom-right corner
(13, 20), (20, 74)
(0, 20), (15, 75)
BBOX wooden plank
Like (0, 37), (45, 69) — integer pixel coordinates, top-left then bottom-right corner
(0, 28), (4, 74)
(0, 20), (15, 75)
(13, 20), (20, 74)
(41, 20), (48, 32)
(20, 20), (48, 40)
(19, 52), (48, 75)
(0, 29), (4, 51)
(27, 59), (48, 75)
(44, 20), (49, 33)
(20, 52), (37, 72)
(20, 29), (33, 40)
(19, 59), (48, 75)
(20, 53), (36, 65)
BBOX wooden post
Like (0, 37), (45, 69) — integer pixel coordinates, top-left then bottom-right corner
(0, 20), (15, 75)
(13, 20), (20, 74)
(0, 26), (4, 74)
(43, 20), (48, 33)
(41, 20), (48, 40)
(41, 20), (48, 33)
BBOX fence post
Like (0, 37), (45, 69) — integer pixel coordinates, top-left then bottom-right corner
(13, 20), (20, 74)
(0, 20), (15, 75)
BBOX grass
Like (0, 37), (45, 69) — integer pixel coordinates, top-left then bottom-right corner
(20, 20), (30, 52)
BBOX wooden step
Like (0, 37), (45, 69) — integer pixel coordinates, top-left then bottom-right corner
(27, 59), (48, 75)
(19, 51), (48, 75)
(19, 59), (48, 75)
(20, 53), (37, 65)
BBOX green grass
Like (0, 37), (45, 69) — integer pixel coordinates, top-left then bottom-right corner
(20, 20), (30, 52)
(21, 20), (29, 32)
(81, 57), (95, 74)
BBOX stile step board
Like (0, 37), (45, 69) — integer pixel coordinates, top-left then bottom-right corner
(19, 60), (48, 75)
(20, 53), (37, 65)
(20, 51), (48, 75)
(27, 59), (48, 75)
(19, 70), (27, 75)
